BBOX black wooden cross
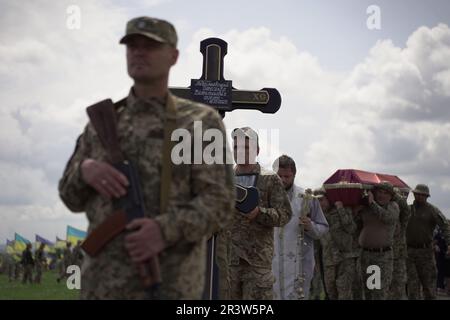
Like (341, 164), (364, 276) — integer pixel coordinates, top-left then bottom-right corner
(170, 37), (282, 117)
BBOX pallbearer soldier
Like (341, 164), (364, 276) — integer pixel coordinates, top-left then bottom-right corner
(388, 188), (411, 299)
(406, 184), (450, 300)
(314, 188), (356, 300)
(355, 181), (399, 300)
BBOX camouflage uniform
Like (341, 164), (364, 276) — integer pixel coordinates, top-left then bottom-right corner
(57, 245), (72, 282)
(216, 229), (232, 299)
(320, 206), (357, 300)
(21, 247), (34, 284)
(350, 209), (363, 300)
(309, 240), (325, 300)
(406, 186), (450, 300)
(228, 164), (292, 300)
(34, 247), (45, 284)
(59, 89), (234, 299)
(3, 253), (15, 282)
(388, 192), (411, 299)
(356, 197), (399, 300)
(14, 260), (21, 280)
(72, 243), (84, 267)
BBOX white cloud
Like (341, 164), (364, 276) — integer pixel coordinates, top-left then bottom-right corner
(304, 24), (450, 215)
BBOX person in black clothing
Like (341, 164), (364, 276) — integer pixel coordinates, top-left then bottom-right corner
(21, 243), (34, 284)
(34, 243), (46, 284)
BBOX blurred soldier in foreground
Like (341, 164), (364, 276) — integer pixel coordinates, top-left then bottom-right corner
(58, 16), (234, 299)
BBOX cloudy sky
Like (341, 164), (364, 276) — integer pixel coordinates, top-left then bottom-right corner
(1, 0), (449, 242)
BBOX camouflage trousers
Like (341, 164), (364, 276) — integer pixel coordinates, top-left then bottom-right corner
(14, 263), (21, 280)
(388, 258), (407, 300)
(22, 265), (33, 284)
(309, 264), (324, 300)
(7, 263), (14, 281)
(406, 247), (436, 300)
(360, 250), (393, 300)
(229, 259), (273, 300)
(352, 256), (363, 300)
(216, 231), (231, 300)
(35, 262), (43, 284)
(324, 258), (355, 300)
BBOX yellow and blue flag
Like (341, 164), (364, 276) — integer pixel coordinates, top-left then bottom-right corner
(55, 236), (66, 249)
(14, 233), (31, 252)
(66, 226), (86, 246)
(35, 234), (54, 252)
(6, 239), (15, 255)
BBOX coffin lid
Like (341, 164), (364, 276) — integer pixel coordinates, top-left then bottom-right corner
(323, 169), (410, 193)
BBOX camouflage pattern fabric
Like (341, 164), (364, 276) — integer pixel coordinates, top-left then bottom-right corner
(59, 91), (235, 299)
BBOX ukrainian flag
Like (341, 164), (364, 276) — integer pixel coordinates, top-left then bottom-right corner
(66, 225), (86, 246)
(6, 239), (15, 255)
(6, 240), (20, 262)
(35, 234), (54, 252)
(55, 236), (66, 249)
(14, 233), (31, 252)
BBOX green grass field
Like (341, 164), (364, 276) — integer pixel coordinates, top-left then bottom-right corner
(0, 271), (79, 300)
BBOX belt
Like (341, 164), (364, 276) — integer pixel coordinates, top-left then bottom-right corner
(407, 243), (431, 249)
(362, 247), (392, 253)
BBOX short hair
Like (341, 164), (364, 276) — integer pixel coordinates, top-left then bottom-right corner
(231, 127), (259, 149)
(273, 154), (297, 175)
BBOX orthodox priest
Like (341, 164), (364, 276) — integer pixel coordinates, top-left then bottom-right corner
(272, 155), (329, 300)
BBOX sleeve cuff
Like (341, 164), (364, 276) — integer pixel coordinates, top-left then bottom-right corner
(154, 214), (181, 247)
(74, 160), (89, 189)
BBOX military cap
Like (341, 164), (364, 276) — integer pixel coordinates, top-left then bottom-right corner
(374, 181), (394, 195)
(412, 184), (430, 197)
(119, 16), (178, 47)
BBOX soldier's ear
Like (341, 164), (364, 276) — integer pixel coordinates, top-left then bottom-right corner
(170, 48), (179, 66)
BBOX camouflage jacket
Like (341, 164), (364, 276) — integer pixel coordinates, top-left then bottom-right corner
(356, 201), (399, 249)
(320, 206), (357, 266)
(392, 193), (411, 259)
(406, 201), (450, 247)
(229, 164), (292, 268)
(58, 90), (235, 299)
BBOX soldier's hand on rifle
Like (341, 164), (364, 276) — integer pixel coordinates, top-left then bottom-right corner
(125, 218), (165, 263)
(299, 216), (312, 231)
(81, 159), (129, 199)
